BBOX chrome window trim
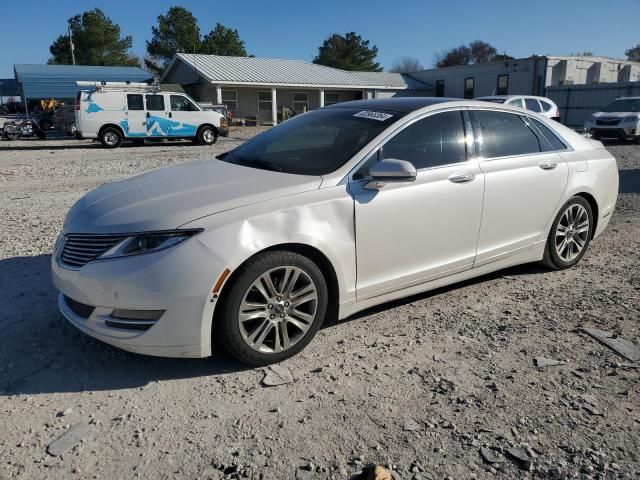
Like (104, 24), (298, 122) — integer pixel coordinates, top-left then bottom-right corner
(345, 107), (474, 182)
(468, 108), (573, 163)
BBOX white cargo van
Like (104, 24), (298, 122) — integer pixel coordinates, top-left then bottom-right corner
(75, 82), (228, 148)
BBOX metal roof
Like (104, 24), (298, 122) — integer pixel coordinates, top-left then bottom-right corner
(327, 97), (461, 113)
(164, 53), (430, 90)
(14, 64), (153, 99)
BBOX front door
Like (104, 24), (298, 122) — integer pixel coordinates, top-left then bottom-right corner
(349, 110), (485, 301)
(470, 109), (568, 266)
(167, 94), (200, 137)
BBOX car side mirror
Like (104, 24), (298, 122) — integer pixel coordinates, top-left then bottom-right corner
(364, 158), (417, 190)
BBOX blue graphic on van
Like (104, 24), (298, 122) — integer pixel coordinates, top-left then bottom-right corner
(119, 116), (198, 138)
(86, 102), (103, 113)
(147, 115), (197, 136)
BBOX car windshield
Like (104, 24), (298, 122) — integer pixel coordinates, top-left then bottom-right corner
(478, 98), (506, 103)
(603, 99), (640, 112)
(217, 107), (403, 175)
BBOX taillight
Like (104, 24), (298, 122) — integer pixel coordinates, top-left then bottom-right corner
(75, 92), (81, 111)
(555, 107), (560, 118)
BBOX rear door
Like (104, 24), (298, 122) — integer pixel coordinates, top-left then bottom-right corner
(471, 109), (568, 266)
(125, 94), (146, 136)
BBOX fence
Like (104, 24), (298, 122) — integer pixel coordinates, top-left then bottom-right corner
(546, 81), (640, 127)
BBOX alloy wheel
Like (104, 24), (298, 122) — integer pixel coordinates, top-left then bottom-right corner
(203, 129), (214, 143)
(555, 203), (590, 262)
(237, 266), (318, 354)
(104, 131), (118, 146)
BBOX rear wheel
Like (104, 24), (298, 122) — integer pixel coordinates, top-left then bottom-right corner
(216, 251), (328, 365)
(543, 196), (593, 270)
(196, 125), (217, 145)
(100, 127), (123, 148)
(39, 119), (52, 131)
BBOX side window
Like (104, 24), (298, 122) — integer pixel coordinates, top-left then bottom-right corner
(127, 94), (143, 111)
(475, 110), (541, 158)
(464, 77), (475, 99)
(524, 98), (542, 112)
(496, 75), (509, 95)
(170, 95), (197, 111)
(530, 118), (567, 151)
(145, 95), (164, 111)
(539, 100), (554, 112)
(507, 98), (524, 109)
(381, 111), (467, 170)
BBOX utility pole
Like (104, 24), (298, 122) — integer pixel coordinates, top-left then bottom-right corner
(69, 26), (76, 65)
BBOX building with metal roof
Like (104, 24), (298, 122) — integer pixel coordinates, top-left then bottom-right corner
(161, 53), (431, 125)
(14, 64), (153, 101)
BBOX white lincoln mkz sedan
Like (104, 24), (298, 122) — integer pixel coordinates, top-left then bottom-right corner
(52, 98), (618, 365)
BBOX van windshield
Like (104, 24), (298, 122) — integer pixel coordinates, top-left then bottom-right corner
(217, 108), (403, 175)
(603, 99), (640, 112)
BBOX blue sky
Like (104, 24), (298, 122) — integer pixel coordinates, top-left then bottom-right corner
(1, 0), (638, 78)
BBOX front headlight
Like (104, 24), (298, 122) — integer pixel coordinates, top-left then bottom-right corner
(624, 114), (639, 123)
(99, 229), (202, 260)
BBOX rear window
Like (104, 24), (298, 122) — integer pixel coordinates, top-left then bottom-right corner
(530, 118), (567, 151)
(539, 100), (554, 112)
(145, 95), (164, 111)
(524, 98), (542, 112)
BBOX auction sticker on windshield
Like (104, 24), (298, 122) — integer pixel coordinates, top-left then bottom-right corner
(353, 111), (394, 121)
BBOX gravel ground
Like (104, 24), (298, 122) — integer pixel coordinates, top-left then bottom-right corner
(0, 130), (638, 480)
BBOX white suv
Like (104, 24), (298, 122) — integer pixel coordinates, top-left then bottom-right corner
(476, 95), (560, 121)
(585, 97), (640, 141)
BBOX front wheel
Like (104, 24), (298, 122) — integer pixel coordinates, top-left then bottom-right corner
(196, 125), (217, 145)
(216, 251), (328, 365)
(543, 196), (593, 270)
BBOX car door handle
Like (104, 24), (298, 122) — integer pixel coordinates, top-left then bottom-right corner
(539, 159), (558, 170)
(448, 173), (475, 184)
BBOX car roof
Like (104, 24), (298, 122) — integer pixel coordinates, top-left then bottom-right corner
(326, 97), (461, 113)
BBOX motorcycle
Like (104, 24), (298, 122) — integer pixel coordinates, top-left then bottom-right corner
(1, 119), (47, 140)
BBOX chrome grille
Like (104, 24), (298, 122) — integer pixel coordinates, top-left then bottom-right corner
(60, 234), (128, 268)
(596, 118), (620, 126)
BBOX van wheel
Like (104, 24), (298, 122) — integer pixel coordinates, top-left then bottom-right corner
(196, 126), (217, 145)
(100, 127), (123, 148)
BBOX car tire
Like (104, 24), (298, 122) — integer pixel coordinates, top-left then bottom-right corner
(39, 119), (52, 131)
(196, 125), (217, 145)
(542, 196), (593, 270)
(215, 251), (329, 366)
(100, 126), (123, 148)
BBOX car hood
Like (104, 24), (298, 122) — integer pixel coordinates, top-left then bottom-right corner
(591, 111), (636, 118)
(63, 159), (322, 234)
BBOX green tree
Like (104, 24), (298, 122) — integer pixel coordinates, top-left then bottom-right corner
(145, 6), (201, 75)
(435, 40), (506, 68)
(389, 57), (423, 73)
(48, 9), (139, 66)
(626, 44), (640, 62)
(201, 23), (247, 56)
(146, 7), (248, 75)
(313, 32), (382, 71)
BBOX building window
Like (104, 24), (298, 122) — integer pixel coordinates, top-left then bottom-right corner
(435, 79), (445, 97)
(258, 91), (272, 111)
(496, 74), (509, 95)
(221, 89), (237, 111)
(325, 92), (340, 106)
(464, 77), (475, 99)
(293, 92), (309, 113)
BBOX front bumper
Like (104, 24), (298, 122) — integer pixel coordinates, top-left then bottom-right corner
(218, 127), (229, 137)
(52, 236), (225, 358)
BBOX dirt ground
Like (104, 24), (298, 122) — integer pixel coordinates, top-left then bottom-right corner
(0, 128), (638, 480)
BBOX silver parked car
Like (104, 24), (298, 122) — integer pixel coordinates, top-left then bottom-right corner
(52, 98), (618, 365)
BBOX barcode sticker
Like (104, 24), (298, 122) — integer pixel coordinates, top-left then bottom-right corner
(353, 111), (394, 121)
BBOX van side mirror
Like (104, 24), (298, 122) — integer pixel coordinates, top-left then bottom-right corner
(364, 159), (417, 190)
